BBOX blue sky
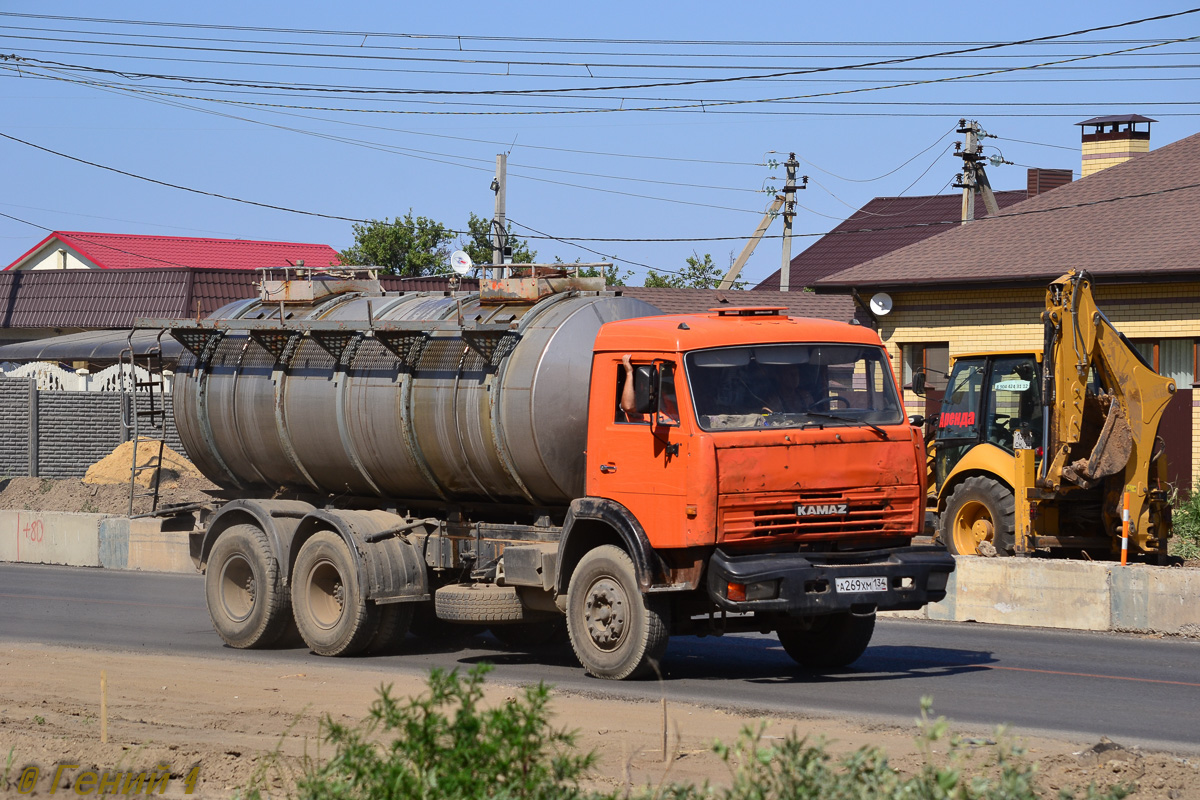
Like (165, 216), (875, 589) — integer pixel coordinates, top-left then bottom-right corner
(2, 1), (1198, 285)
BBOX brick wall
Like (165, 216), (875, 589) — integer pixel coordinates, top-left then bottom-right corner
(0, 380), (183, 479)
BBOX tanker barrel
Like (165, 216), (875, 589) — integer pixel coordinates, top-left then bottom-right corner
(165, 289), (659, 507)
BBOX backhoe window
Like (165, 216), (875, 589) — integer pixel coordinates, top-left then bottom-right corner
(938, 360), (984, 439)
(685, 344), (903, 431)
(985, 355), (1043, 451)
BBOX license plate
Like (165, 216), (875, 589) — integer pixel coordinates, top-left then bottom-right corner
(835, 576), (888, 593)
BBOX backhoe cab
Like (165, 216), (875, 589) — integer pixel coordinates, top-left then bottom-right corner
(916, 270), (1176, 560)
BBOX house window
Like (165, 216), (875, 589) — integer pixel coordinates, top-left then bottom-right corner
(1133, 338), (1195, 386)
(902, 343), (949, 391)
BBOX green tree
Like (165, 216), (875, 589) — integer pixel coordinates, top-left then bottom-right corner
(644, 251), (741, 289)
(339, 211), (454, 277)
(461, 212), (537, 266)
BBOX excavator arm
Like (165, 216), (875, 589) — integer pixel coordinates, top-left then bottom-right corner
(1038, 270), (1176, 553)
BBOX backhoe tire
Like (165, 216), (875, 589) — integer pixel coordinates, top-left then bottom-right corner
(566, 545), (670, 680)
(941, 476), (1016, 556)
(777, 612), (875, 670)
(205, 524), (293, 649)
(291, 531), (379, 656)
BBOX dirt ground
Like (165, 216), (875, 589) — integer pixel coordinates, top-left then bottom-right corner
(0, 643), (1197, 799)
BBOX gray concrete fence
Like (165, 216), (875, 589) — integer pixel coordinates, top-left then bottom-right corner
(0, 377), (183, 479)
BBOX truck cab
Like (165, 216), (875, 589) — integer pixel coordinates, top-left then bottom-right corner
(565, 307), (954, 675)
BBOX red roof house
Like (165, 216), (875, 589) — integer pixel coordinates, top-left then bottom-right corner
(4, 231), (340, 272)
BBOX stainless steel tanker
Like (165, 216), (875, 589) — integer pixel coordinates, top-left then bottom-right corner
(147, 265), (952, 681)
(172, 280), (656, 507)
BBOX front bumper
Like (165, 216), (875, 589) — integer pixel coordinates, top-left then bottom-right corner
(706, 545), (954, 616)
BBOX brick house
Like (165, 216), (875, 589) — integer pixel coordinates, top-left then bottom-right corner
(816, 128), (1200, 491)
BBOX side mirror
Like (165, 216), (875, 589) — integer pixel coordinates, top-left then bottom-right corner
(632, 365), (656, 414)
(911, 370), (927, 397)
(908, 414), (925, 427)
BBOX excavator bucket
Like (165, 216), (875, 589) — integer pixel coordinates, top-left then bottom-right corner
(1063, 399), (1132, 489)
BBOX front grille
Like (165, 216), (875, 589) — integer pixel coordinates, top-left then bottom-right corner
(719, 488), (918, 542)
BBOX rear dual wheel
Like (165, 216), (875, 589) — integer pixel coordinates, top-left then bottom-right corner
(205, 524), (293, 649)
(291, 531), (382, 656)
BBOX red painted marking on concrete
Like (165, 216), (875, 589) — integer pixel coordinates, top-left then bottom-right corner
(985, 663), (1200, 689)
(0, 592), (199, 611)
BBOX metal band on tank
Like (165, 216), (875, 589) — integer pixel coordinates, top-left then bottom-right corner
(273, 291), (364, 494)
(487, 292), (577, 505)
(192, 297), (259, 489)
(334, 295), (409, 497)
(396, 296), (466, 501)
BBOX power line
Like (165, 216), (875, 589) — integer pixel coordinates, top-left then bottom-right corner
(7, 9), (1199, 98)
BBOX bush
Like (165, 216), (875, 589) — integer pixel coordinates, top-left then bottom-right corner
(1170, 485), (1200, 560)
(268, 668), (1129, 800)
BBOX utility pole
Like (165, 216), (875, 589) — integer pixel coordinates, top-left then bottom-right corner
(954, 119), (1000, 223)
(778, 153), (802, 293)
(491, 153), (508, 278)
(718, 153), (805, 291)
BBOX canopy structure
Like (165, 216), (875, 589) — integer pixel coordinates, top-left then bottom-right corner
(0, 329), (182, 363)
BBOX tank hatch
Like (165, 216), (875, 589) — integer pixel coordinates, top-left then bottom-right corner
(259, 265), (382, 304)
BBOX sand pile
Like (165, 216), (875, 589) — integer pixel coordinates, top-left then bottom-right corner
(84, 438), (207, 489)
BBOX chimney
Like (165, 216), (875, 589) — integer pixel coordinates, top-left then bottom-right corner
(1026, 168), (1073, 198)
(1075, 115), (1155, 178)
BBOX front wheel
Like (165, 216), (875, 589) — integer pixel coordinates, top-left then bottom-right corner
(940, 476), (1016, 556)
(777, 612), (875, 669)
(205, 524), (292, 649)
(566, 545), (669, 680)
(291, 531), (379, 656)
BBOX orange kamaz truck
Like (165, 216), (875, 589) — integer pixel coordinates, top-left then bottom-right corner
(144, 264), (954, 680)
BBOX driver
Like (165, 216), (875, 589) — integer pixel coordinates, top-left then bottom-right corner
(762, 364), (815, 414)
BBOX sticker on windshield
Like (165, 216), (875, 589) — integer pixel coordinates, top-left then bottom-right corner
(994, 379), (1031, 392)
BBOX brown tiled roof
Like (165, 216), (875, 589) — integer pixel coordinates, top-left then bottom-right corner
(0, 269), (858, 331)
(818, 130), (1200, 290)
(619, 286), (857, 322)
(0, 269), (196, 328)
(755, 191), (1027, 291)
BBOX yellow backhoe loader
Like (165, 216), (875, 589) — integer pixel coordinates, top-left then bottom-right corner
(914, 270), (1176, 561)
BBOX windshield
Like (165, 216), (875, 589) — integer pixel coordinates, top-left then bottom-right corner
(684, 343), (904, 431)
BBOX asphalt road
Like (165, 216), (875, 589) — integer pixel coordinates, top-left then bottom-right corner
(3, 563), (1199, 752)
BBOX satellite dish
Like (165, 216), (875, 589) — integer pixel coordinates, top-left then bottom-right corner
(450, 250), (473, 275)
(869, 292), (893, 316)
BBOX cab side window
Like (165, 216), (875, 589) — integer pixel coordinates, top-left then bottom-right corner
(615, 362), (647, 424)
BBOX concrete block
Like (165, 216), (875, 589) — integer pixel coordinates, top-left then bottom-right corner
(0, 510), (106, 567)
(98, 517), (129, 569)
(126, 517), (195, 574)
(950, 557), (1111, 631)
(1110, 563), (1151, 631)
(1144, 568), (1200, 636)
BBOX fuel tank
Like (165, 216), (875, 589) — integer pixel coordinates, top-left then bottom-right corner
(172, 289), (657, 506)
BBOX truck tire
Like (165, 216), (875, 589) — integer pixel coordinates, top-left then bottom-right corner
(435, 584), (526, 622)
(205, 523), (292, 649)
(291, 531), (379, 656)
(941, 476), (1016, 556)
(366, 602), (415, 655)
(777, 612), (875, 669)
(566, 545), (670, 680)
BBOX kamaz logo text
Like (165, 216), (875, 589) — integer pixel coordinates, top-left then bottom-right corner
(795, 503), (848, 516)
